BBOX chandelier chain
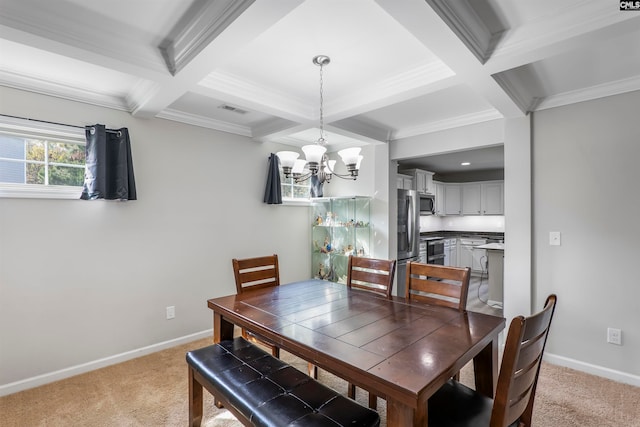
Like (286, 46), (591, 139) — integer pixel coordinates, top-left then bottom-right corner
(319, 62), (324, 142)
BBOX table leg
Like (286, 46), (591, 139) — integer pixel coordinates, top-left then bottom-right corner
(212, 311), (235, 408)
(473, 338), (498, 398)
(188, 366), (203, 427)
(213, 312), (234, 343)
(387, 399), (425, 427)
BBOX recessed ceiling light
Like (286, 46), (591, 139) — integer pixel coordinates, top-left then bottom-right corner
(461, 162), (470, 166)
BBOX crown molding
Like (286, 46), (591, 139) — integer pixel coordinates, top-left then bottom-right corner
(0, 4), (165, 74)
(490, 1), (627, 62)
(426, 0), (494, 64)
(393, 109), (503, 140)
(0, 69), (129, 111)
(491, 73), (534, 114)
(157, 109), (252, 137)
(159, 0), (255, 75)
(125, 80), (162, 114)
(534, 76), (640, 111)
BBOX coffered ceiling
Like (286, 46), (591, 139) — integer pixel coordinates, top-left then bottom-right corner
(1, 0), (639, 167)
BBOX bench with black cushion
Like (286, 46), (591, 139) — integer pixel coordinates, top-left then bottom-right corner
(186, 337), (380, 427)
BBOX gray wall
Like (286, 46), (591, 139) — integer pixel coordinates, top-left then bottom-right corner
(391, 92), (640, 384)
(533, 90), (640, 378)
(0, 87), (313, 392)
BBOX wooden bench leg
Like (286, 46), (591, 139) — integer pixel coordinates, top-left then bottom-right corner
(368, 392), (377, 410)
(348, 383), (356, 399)
(308, 363), (318, 379)
(188, 366), (203, 427)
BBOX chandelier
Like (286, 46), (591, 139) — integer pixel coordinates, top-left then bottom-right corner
(277, 55), (362, 184)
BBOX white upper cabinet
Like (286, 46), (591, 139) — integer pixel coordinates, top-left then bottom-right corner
(462, 183), (482, 215)
(415, 170), (434, 194)
(400, 169), (434, 194)
(481, 181), (504, 215)
(444, 184), (462, 215)
(440, 180), (504, 216)
(434, 182), (445, 215)
(397, 174), (413, 190)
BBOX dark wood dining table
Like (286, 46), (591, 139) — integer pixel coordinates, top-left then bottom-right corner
(207, 279), (505, 427)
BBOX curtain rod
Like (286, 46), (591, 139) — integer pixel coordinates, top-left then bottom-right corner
(0, 113), (121, 134)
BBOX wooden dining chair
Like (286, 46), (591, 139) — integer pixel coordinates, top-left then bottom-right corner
(405, 261), (471, 382)
(231, 254), (280, 358)
(427, 294), (557, 427)
(405, 261), (471, 312)
(347, 255), (397, 297)
(344, 255), (397, 409)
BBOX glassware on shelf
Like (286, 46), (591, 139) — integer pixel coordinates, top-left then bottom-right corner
(310, 196), (371, 282)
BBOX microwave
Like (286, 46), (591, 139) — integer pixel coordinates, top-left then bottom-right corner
(419, 194), (435, 215)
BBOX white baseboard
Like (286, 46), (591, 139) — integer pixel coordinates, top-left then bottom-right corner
(544, 352), (640, 387)
(0, 329), (213, 397)
(3, 334), (638, 397)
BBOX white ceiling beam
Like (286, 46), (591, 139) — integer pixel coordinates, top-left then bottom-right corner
(131, 0), (304, 118)
(375, 0), (525, 118)
(485, 6), (640, 74)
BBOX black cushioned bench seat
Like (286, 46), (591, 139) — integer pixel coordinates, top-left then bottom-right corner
(186, 337), (380, 427)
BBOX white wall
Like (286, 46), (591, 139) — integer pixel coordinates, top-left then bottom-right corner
(0, 87), (311, 393)
(532, 90), (640, 380)
(323, 143), (391, 260)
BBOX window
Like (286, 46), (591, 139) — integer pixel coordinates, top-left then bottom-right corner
(280, 168), (312, 203)
(0, 116), (85, 199)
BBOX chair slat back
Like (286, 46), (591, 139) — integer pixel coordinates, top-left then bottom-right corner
(405, 262), (471, 311)
(347, 256), (397, 298)
(232, 254), (280, 294)
(491, 294), (557, 427)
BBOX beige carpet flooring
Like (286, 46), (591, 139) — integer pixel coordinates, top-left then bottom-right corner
(2, 336), (639, 426)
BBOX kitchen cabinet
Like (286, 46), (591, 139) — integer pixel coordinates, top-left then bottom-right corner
(311, 196), (371, 284)
(459, 238), (487, 273)
(444, 238), (457, 266)
(400, 169), (434, 194)
(396, 174), (413, 190)
(481, 181), (504, 215)
(444, 184), (462, 215)
(462, 183), (482, 215)
(442, 181), (504, 216)
(434, 181), (445, 215)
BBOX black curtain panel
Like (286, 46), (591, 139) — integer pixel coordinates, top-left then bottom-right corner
(80, 124), (137, 200)
(263, 153), (282, 204)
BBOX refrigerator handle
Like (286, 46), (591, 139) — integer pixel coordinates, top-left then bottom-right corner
(407, 195), (414, 252)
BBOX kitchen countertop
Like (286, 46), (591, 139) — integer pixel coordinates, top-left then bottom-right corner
(474, 242), (505, 250)
(420, 231), (504, 241)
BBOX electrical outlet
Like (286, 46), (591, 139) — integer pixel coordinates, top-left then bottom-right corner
(607, 327), (622, 345)
(166, 306), (175, 320)
(549, 231), (561, 246)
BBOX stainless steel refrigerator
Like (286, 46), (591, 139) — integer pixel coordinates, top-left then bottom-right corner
(397, 188), (420, 297)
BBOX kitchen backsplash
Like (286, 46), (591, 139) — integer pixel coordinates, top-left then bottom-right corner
(420, 215), (505, 232)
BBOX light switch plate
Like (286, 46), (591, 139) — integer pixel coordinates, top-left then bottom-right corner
(549, 231), (561, 246)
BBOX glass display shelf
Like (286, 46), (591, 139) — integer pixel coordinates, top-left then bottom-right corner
(310, 196), (371, 283)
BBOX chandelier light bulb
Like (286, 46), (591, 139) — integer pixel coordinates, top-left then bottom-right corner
(302, 144), (327, 164)
(338, 147), (361, 166)
(276, 151), (299, 169)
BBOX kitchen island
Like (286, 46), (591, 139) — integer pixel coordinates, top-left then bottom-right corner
(475, 242), (504, 306)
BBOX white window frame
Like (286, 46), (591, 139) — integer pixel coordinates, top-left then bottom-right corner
(0, 116), (85, 199)
(279, 166), (313, 205)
